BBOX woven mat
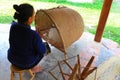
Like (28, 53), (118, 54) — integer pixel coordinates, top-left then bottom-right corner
(85, 56), (120, 80)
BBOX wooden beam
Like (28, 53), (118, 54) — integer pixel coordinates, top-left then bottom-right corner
(94, 0), (113, 42)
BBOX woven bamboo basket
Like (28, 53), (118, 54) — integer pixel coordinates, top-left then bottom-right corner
(35, 6), (84, 53)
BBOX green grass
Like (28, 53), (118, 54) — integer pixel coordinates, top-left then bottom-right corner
(38, 0), (104, 10)
(0, 16), (13, 24)
(88, 25), (120, 44)
(0, 0), (120, 44)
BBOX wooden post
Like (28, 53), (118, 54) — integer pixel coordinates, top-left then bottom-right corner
(94, 0), (113, 42)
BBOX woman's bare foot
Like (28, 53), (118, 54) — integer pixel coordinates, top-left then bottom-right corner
(31, 66), (43, 73)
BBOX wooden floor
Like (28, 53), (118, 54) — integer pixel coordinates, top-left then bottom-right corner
(0, 24), (120, 80)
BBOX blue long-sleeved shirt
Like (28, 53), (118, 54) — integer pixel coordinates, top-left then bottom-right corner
(7, 21), (46, 69)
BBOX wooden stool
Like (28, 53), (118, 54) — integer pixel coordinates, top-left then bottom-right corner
(10, 65), (35, 80)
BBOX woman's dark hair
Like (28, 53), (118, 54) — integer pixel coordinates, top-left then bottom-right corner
(13, 3), (34, 23)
